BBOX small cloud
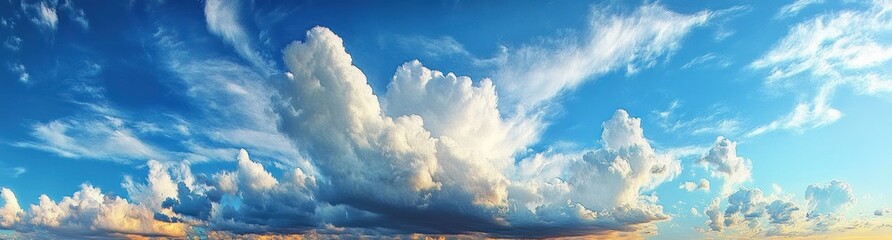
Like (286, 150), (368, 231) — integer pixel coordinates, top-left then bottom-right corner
(680, 178), (710, 192)
(698, 137), (752, 195)
(776, 0), (824, 19)
(59, 0), (89, 30)
(7, 63), (29, 83)
(805, 179), (857, 218)
(26, 1), (59, 30)
(0, 167), (26, 178)
(4, 36), (22, 51)
(681, 53), (732, 69)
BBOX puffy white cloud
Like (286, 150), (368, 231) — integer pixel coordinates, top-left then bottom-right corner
(680, 178), (710, 192)
(276, 26), (686, 236)
(494, 4), (709, 111)
(805, 179), (856, 218)
(0, 149), (318, 238)
(724, 188), (767, 227)
(122, 160), (179, 211)
(383, 60), (539, 161)
(0, 188), (23, 228)
(213, 149), (279, 193)
(24, 184), (188, 238)
(282, 27), (442, 208)
(701, 180), (868, 237)
(191, 149), (321, 233)
(698, 137), (752, 194)
(766, 199), (801, 224)
(507, 109), (680, 235)
(704, 198), (725, 231)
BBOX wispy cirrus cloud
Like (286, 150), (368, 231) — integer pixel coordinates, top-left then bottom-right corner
(14, 113), (163, 163)
(777, 0), (824, 19)
(204, 0), (275, 75)
(0, 167), (25, 178)
(681, 52), (732, 69)
(750, 0), (892, 136)
(494, 4), (710, 112)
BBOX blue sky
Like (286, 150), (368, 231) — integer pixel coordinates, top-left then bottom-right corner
(1, 0), (892, 238)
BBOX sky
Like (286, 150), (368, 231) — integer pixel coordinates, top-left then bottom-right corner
(1, 0), (892, 239)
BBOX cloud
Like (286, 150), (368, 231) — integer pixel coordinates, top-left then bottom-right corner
(5, 184), (189, 238)
(494, 4), (709, 112)
(282, 27), (445, 209)
(151, 25), (306, 167)
(7, 63), (28, 83)
(747, 83), (841, 137)
(507, 109), (681, 237)
(4, 36), (22, 51)
(723, 188), (767, 227)
(14, 115), (162, 163)
(697, 137), (753, 194)
(767, 199), (801, 224)
(777, 0), (824, 18)
(680, 178), (710, 192)
(0, 149), (308, 238)
(386, 35), (506, 67)
(653, 101), (741, 137)
(32, 1), (58, 30)
(383, 60), (540, 161)
(59, 0), (89, 30)
(805, 179), (856, 218)
(680, 52), (732, 69)
(701, 180), (868, 237)
(204, 0), (274, 74)
(751, 0), (892, 135)
(16, 0), (88, 33)
(276, 26), (683, 237)
(176, 149), (320, 234)
(0, 188), (23, 228)
(0, 167), (26, 178)
(122, 160), (179, 211)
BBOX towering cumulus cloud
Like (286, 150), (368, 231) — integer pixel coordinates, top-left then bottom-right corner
(507, 109), (681, 237)
(276, 26), (681, 237)
(698, 137), (753, 195)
